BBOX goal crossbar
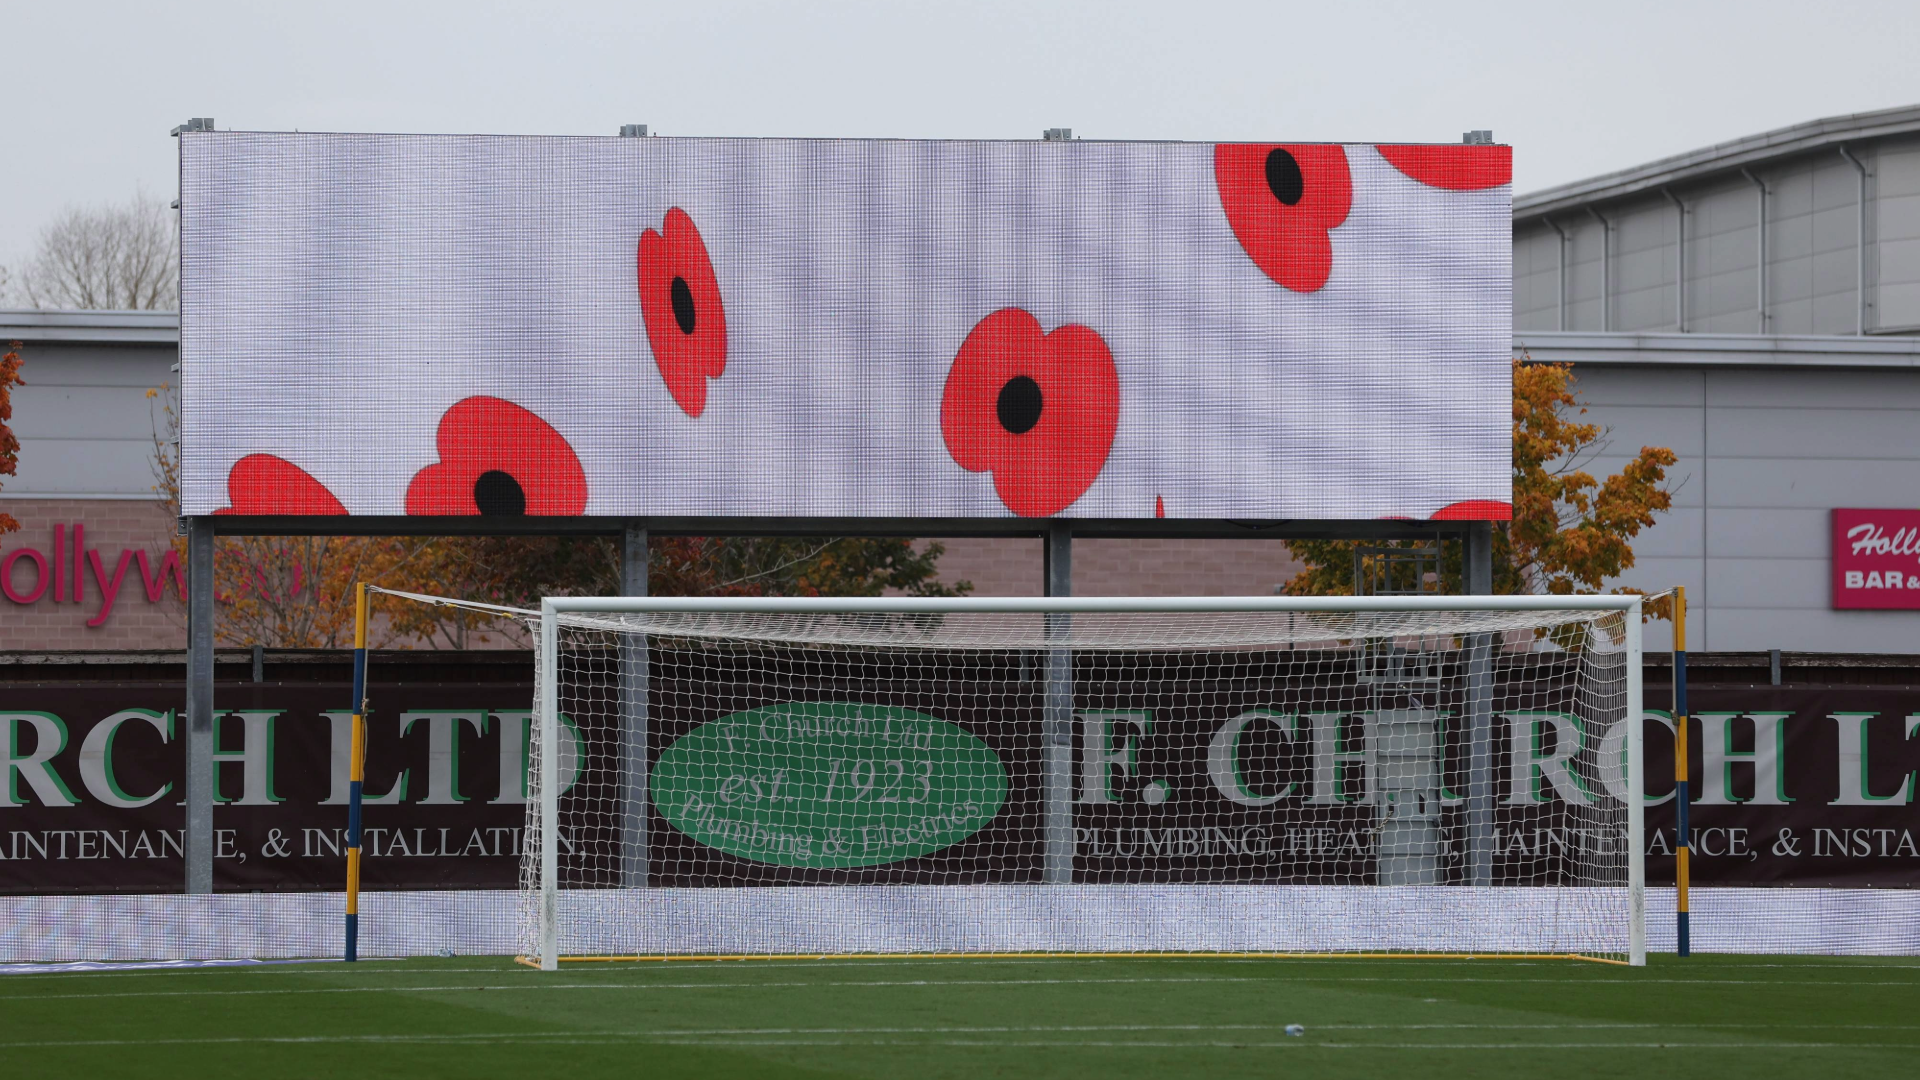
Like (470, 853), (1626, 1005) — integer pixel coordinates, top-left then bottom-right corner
(542, 595), (1645, 615)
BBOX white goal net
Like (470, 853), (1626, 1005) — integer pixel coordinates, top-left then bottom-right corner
(521, 597), (1645, 967)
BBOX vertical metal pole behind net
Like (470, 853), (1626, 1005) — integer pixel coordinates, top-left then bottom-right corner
(618, 525), (650, 888)
(1042, 524), (1074, 884)
(345, 584), (369, 961)
(184, 518), (215, 895)
(538, 602), (561, 970)
(1626, 599), (1648, 967)
(1463, 522), (1495, 887)
(1673, 586), (1691, 957)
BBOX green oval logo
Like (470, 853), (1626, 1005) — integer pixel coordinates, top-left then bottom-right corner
(653, 702), (1008, 869)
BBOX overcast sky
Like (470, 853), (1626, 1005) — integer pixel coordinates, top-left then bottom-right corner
(6, 0), (1920, 273)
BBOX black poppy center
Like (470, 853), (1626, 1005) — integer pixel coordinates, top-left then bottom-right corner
(996, 375), (1043, 435)
(473, 470), (527, 516)
(670, 276), (697, 335)
(1264, 147), (1304, 206)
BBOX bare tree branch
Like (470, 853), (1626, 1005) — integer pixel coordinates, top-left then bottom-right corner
(16, 193), (177, 311)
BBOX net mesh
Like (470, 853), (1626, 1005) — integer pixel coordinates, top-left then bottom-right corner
(521, 604), (1636, 962)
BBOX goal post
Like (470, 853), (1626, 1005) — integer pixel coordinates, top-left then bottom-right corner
(525, 594), (1647, 969)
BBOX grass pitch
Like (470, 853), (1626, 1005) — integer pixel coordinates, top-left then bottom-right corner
(4, 954), (1917, 1079)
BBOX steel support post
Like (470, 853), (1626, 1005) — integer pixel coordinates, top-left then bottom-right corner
(184, 517), (215, 894)
(1042, 522), (1075, 884)
(618, 523), (650, 888)
(537, 602), (560, 970)
(1463, 521), (1496, 886)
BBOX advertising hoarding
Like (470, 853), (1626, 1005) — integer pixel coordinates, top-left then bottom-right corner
(1833, 508), (1920, 609)
(7, 672), (1917, 894)
(178, 132), (1512, 522)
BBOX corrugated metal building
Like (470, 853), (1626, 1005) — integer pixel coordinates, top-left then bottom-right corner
(1514, 104), (1920, 650)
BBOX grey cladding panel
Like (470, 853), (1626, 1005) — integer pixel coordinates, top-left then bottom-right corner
(1568, 365), (1704, 407)
(1615, 245), (1670, 289)
(1582, 403), (1705, 456)
(1513, 226), (1560, 329)
(1810, 246), (1860, 309)
(1706, 368), (1920, 409)
(1769, 160), (1817, 220)
(1691, 180), (1752, 229)
(1705, 608), (1920, 653)
(1878, 192), (1920, 243)
(1701, 230), (1757, 278)
(1607, 555), (1705, 597)
(1707, 557), (1832, 610)
(1814, 153), (1863, 212)
(1706, 457), (1920, 509)
(1874, 158), (1920, 325)
(1874, 139), (1920, 198)
(1877, 282), (1920, 328)
(1705, 508), (1832, 560)
(11, 345), (176, 388)
(1811, 292), (1857, 336)
(1620, 508), (1704, 559)
(1693, 277), (1757, 329)
(5, 439), (159, 496)
(1566, 297), (1603, 334)
(11, 383), (167, 442)
(1614, 284), (1675, 331)
(1515, 224), (1561, 273)
(1514, 290), (1556, 332)
(1811, 203), (1859, 257)
(1563, 220), (1604, 327)
(1613, 199), (1675, 254)
(1769, 297), (1813, 335)
(1609, 201), (1678, 329)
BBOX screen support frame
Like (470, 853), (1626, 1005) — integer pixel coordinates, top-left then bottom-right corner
(179, 513), (1487, 894)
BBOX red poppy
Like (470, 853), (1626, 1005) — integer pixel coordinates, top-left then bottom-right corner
(1214, 143), (1352, 292)
(405, 396), (588, 516)
(1376, 145), (1511, 191)
(940, 308), (1119, 518)
(637, 207), (726, 417)
(215, 454), (346, 515)
(1431, 500), (1512, 521)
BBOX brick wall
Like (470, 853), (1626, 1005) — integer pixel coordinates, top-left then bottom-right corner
(0, 499), (184, 650)
(927, 536), (1305, 597)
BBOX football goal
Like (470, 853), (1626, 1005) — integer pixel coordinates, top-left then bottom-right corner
(474, 594), (1647, 969)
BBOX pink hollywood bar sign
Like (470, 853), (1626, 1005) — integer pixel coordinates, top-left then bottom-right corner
(1833, 508), (1920, 610)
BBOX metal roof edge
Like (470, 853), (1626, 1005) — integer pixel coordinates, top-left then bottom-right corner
(1514, 103), (1920, 221)
(0, 309), (180, 346)
(1513, 330), (1920, 369)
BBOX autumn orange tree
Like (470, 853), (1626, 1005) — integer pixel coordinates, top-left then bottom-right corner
(1284, 358), (1677, 608)
(0, 341), (21, 535)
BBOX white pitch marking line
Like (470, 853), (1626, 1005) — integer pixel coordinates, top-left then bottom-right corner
(7, 972), (1919, 1001)
(9, 956), (1920, 981)
(6, 1031), (1917, 1051)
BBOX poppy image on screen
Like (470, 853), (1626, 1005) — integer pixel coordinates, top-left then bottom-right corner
(177, 132), (1512, 521)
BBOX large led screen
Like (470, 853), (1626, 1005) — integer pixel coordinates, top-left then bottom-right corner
(178, 132), (1512, 520)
